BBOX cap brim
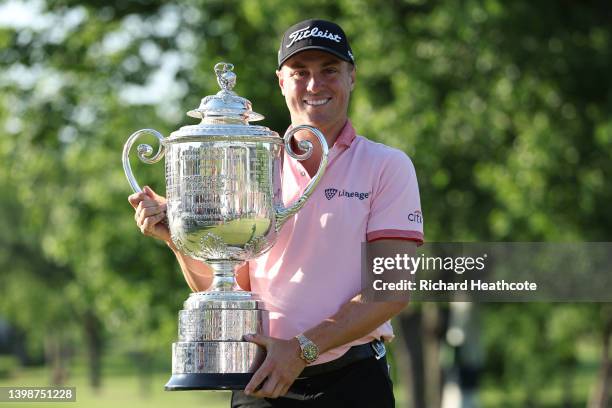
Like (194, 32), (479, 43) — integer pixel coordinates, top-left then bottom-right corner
(278, 46), (354, 69)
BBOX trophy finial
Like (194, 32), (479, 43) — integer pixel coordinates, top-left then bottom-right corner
(214, 62), (236, 92)
(187, 62), (263, 122)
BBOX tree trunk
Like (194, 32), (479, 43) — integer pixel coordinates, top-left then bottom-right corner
(588, 314), (611, 408)
(395, 305), (447, 408)
(128, 351), (153, 398)
(423, 303), (443, 408)
(44, 331), (71, 386)
(441, 302), (482, 408)
(83, 310), (103, 390)
(395, 309), (426, 408)
(561, 368), (573, 408)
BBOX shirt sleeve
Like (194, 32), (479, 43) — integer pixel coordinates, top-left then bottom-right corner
(366, 150), (424, 245)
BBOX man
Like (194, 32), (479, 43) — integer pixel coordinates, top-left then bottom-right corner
(129, 19), (424, 407)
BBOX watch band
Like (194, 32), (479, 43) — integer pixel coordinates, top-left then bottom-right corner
(296, 334), (319, 363)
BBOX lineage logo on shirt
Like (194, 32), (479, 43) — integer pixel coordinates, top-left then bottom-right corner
(324, 188), (370, 201)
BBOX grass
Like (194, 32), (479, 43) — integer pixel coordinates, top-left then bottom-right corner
(0, 346), (600, 408)
(0, 367), (230, 408)
(0, 362), (407, 408)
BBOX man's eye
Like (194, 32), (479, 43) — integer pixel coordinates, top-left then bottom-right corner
(324, 68), (338, 74)
(292, 71), (307, 78)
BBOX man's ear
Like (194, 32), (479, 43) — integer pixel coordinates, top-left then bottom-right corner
(276, 70), (285, 96)
(350, 66), (356, 91)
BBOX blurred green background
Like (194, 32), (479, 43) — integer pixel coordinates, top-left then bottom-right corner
(0, 0), (610, 407)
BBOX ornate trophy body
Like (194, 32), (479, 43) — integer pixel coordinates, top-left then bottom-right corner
(122, 63), (328, 390)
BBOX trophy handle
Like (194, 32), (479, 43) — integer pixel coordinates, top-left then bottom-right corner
(122, 129), (166, 193)
(275, 125), (329, 231)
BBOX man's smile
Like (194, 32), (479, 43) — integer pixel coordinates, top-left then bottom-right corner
(303, 97), (332, 106)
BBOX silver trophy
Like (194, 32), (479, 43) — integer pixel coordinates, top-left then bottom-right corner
(122, 62), (328, 390)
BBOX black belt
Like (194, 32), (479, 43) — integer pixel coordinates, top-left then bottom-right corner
(298, 340), (386, 378)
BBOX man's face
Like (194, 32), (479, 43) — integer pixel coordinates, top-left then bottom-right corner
(276, 50), (355, 132)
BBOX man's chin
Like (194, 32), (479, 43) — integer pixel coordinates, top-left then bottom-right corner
(294, 116), (328, 130)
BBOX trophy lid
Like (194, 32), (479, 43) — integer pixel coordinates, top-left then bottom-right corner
(187, 62), (264, 124)
(166, 62), (279, 143)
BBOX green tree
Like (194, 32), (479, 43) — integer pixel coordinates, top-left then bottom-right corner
(0, 1), (610, 405)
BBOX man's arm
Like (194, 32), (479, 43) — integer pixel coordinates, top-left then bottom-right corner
(244, 240), (415, 399)
(303, 294), (407, 355)
(304, 239), (416, 353)
(166, 242), (215, 292)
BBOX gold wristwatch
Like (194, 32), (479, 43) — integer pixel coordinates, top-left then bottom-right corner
(296, 334), (319, 364)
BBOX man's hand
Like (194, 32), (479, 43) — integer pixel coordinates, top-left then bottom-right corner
(243, 334), (307, 399)
(127, 186), (170, 243)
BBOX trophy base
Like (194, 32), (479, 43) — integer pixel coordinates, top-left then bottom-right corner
(164, 373), (253, 391)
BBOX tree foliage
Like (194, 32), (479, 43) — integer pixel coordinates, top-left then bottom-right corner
(0, 0), (610, 401)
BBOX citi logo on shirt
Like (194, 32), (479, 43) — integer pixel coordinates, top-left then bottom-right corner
(408, 210), (423, 224)
(324, 188), (370, 201)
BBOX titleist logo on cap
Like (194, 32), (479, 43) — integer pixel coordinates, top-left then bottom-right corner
(278, 19), (354, 69)
(286, 26), (343, 48)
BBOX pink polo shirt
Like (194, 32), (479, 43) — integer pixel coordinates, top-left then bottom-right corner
(248, 120), (424, 365)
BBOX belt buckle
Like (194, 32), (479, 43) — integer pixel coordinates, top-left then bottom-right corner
(371, 340), (386, 360)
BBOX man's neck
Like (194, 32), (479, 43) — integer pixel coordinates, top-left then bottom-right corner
(288, 118), (348, 178)
(291, 117), (347, 148)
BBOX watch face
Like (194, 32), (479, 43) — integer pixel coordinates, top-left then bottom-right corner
(303, 344), (318, 362)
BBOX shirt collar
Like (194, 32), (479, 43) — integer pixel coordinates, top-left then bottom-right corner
(334, 119), (357, 148)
